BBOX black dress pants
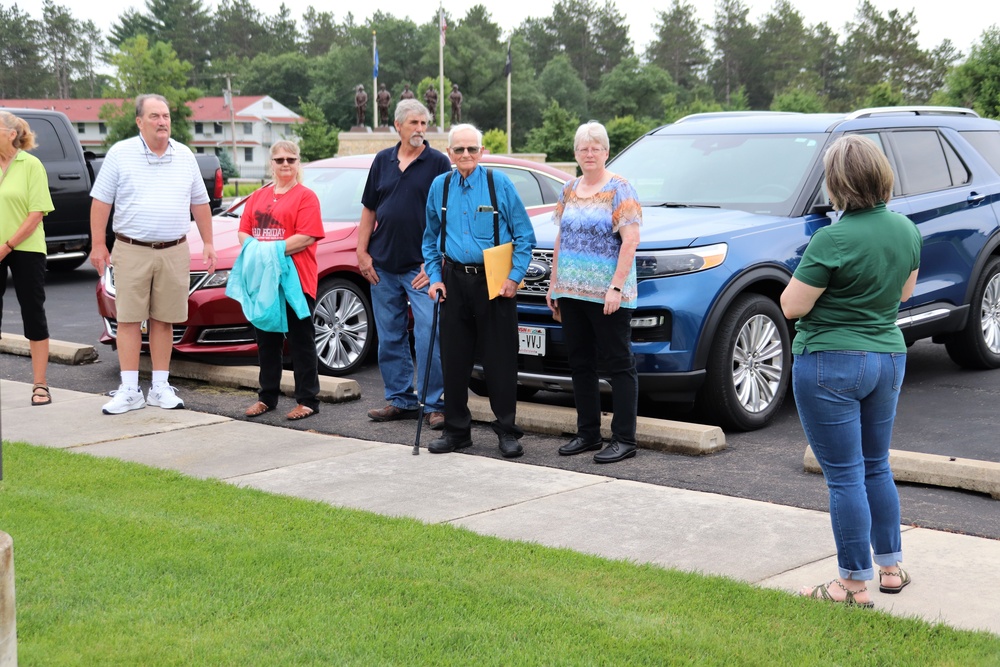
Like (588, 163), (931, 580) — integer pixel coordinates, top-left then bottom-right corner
(558, 297), (637, 446)
(439, 262), (523, 441)
(254, 296), (320, 412)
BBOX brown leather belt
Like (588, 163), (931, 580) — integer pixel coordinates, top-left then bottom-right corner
(115, 233), (187, 249)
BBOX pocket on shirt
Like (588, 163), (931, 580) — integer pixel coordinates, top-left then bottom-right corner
(472, 210), (498, 242)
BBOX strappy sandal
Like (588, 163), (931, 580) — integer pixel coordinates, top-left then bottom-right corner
(31, 383), (52, 406)
(244, 401), (273, 417)
(802, 579), (874, 608)
(286, 404), (316, 421)
(878, 567), (911, 594)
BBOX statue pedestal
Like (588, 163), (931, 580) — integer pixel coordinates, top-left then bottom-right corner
(0, 532), (15, 667)
(337, 130), (449, 157)
(349, 126), (371, 133)
(373, 126), (393, 133)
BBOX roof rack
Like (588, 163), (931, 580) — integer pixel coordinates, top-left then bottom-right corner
(846, 106), (979, 120)
(674, 111), (801, 124)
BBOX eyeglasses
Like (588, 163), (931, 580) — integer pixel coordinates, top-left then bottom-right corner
(450, 146), (480, 155)
(140, 136), (173, 165)
(272, 157), (299, 164)
(575, 147), (606, 155)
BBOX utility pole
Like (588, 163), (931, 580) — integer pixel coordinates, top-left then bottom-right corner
(223, 74), (239, 174)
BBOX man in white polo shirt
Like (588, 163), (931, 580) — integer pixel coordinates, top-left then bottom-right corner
(89, 93), (217, 414)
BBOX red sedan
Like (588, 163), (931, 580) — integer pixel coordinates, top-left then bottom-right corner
(96, 153), (571, 375)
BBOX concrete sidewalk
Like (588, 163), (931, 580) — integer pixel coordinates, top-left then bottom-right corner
(1, 380), (998, 636)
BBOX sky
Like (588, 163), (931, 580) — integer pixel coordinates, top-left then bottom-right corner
(35, 0), (990, 59)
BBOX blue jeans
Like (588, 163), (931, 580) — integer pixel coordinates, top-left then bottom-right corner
(370, 267), (444, 412)
(792, 349), (906, 581)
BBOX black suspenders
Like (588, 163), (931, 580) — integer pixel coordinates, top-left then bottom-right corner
(439, 168), (500, 256)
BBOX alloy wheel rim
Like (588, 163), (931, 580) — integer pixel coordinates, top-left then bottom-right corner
(732, 314), (784, 414)
(981, 273), (1000, 355)
(313, 287), (369, 371)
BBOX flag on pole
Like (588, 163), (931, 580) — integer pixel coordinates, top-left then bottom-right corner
(503, 42), (512, 77)
(440, 8), (447, 47)
(373, 46), (379, 78)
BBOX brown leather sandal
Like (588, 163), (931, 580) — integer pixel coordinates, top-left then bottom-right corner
(32, 383), (52, 406)
(286, 404), (316, 421)
(244, 401), (273, 417)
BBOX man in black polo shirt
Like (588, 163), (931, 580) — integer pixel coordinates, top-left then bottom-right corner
(359, 99), (452, 428)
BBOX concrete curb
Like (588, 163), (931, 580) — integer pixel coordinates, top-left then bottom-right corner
(139, 357), (361, 404)
(0, 332), (97, 366)
(0, 531), (15, 667)
(469, 396), (726, 455)
(804, 446), (1000, 500)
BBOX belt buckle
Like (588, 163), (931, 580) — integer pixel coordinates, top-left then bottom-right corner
(151, 240), (167, 249)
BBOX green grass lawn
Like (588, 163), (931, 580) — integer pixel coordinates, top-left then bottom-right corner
(1, 442), (998, 666)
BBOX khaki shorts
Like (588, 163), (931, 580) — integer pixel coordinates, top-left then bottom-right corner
(112, 240), (190, 323)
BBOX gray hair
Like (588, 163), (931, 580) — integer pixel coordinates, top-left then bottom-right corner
(135, 94), (170, 117)
(448, 123), (482, 147)
(574, 121), (610, 152)
(395, 99), (431, 125)
(270, 139), (303, 183)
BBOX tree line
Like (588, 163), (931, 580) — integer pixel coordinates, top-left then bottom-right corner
(3, 0), (1000, 160)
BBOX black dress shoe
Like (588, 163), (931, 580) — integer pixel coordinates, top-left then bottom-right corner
(593, 440), (637, 463)
(498, 433), (523, 458)
(428, 436), (473, 454)
(558, 437), (603, 456)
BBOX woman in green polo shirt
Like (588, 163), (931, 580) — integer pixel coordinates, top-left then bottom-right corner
(0, 111), (55, 405)
(781, 135), (921, 608)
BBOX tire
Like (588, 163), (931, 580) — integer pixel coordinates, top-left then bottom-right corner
(312, 278), (374, 376)
(697, 293), (791, 431)
(944, 256), (1000, 370)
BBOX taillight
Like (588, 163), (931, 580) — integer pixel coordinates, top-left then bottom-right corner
(213, 168), (223, 199)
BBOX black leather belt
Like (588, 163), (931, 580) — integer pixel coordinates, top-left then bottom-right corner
(115, 233), (187, 249)
(445, 257), (485, 275)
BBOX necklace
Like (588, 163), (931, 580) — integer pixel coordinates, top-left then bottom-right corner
(272, 183), (294, 202)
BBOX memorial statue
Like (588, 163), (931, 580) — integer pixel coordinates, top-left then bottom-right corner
(400, 84), (415, 100)
(449, 83), (463, 125)
(424, 84), (438, 122)
(376, 84), (391, 127)
(354, 84), (368, 127)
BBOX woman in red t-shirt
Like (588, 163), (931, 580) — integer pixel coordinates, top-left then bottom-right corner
(238, 140), (325, 420)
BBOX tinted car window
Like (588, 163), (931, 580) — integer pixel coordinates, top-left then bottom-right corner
(891, 131), (952, 194)
(608, 133), (825, 216)
(24, 117), (67, 161)
(494, 166), (544, 208)
(535, 171), (567, 204)
(227, 168), (368, 222)
(959, 131), (1000, 176)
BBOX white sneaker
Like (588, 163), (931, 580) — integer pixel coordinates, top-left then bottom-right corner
(147, 384), (185, 410)
(102, 385), (146, 415)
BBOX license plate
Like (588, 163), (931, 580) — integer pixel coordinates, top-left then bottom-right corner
(518, 326), (545, 356)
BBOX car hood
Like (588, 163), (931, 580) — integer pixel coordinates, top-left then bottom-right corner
(187, 218), (359, 269)
(531, 207), (791, 249)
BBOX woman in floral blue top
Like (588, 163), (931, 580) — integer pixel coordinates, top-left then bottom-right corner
(546, 121), (642, 463)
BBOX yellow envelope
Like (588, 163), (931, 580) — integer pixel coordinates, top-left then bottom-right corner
(483, 242), (524, 299)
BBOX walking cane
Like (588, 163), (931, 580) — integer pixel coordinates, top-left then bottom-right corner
(413, 288), (443, 455)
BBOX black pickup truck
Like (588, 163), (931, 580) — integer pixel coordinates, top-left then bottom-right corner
(13, 108), (223, 271)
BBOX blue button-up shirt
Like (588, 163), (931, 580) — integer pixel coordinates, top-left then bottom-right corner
(422, 165), (536, 285)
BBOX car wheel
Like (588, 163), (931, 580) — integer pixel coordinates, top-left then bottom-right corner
(313, 278), (374, 376)
(945, 256), (1000, 369)
(698, 293), (791, 431)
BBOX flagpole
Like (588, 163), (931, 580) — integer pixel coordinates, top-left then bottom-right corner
(372, 31), (378, 128)
(439, 4), (445, 132)
(506, 37), (512, 154)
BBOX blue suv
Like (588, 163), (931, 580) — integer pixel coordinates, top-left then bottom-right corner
(497, 107), (1000, 431)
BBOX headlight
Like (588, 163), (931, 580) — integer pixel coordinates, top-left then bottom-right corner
(635, 243), (728, 278)
(103, 266), (116, 297)
(197, 270), (230, 289)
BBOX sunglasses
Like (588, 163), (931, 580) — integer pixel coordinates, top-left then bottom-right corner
(450, 146), (480, 155)
(272, 157), (298, 164)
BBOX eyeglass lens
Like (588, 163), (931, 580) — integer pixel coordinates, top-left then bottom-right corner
(272, 157), (298, 164)
(451, 146), (480, 154)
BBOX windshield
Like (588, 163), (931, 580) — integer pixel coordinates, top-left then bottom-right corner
(226, 167), (368, 222)
(609, 133), (825, 216)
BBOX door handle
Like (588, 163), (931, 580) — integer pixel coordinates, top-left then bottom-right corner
(58, 173), (82, 180)
(967, 192), (987, 206)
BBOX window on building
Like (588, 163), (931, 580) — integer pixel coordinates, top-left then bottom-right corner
(77, 122), (85, 134)
(214, 122), (224, 134)
(98, 122), (107, 135)
(243, 122), (253, 134)
(214, 147), (222, 156)
(196, 147), (204, 153)
(263, 101), (273, 110)
(195, 122), (204, 134)
(244, 147), (253, 162)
